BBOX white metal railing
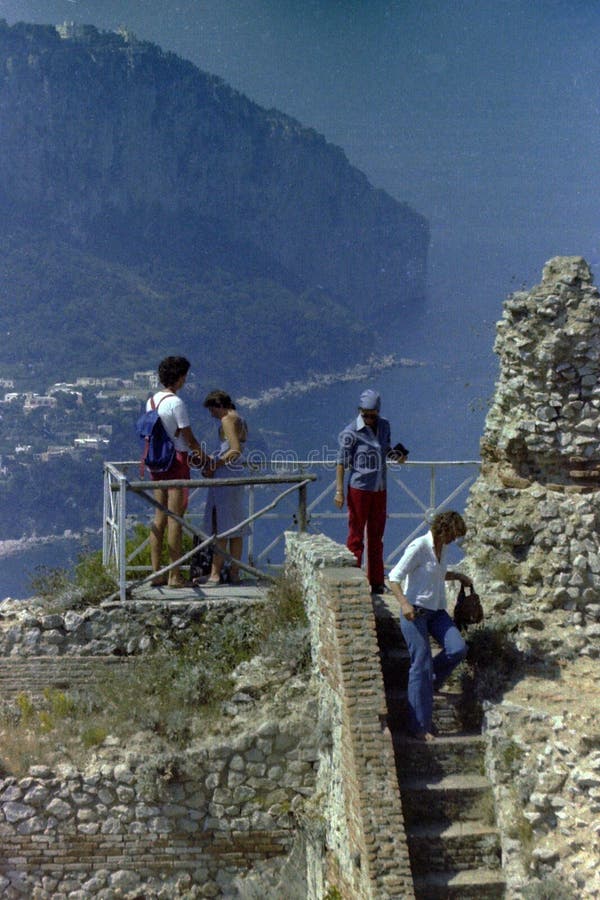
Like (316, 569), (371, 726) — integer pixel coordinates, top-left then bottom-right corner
(254, 458), (481, 565)
(103, 461), (316, 601)
(103, 459), (480, 601)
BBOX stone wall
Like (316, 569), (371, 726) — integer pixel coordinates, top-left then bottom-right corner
(463, 256), (600, 897)
(286, 532), (414, 900)
(0, 595), (319, 898)
(464, 256), (600, 652)
(0, 756), (299, 898)
(0, 596), (263, 659)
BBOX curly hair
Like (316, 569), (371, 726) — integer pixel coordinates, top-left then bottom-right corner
(431, 510), (466, 543)
(157, 356), (191, 389)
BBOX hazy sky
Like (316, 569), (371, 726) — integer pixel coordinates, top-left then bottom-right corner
(2, 0), (600, 335)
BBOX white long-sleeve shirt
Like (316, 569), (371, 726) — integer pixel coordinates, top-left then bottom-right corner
(388, 531), (449, 611)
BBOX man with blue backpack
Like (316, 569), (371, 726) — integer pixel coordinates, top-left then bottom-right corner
(140, 356), (209, 587)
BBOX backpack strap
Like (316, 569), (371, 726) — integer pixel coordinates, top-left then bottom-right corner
(151, 392), (173, 412)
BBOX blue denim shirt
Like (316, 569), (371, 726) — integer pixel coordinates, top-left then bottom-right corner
(337, 414), (392, 491)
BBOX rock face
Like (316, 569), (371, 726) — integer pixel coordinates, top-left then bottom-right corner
(463, 256), (600, 897)
(483, 659), (600, 898)
(481, 255), (600, 485)
(465, 255), (600, 643)
(0, 21), (428, 320)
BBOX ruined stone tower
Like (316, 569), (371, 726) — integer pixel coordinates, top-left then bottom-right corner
(464, 256), (600, 656)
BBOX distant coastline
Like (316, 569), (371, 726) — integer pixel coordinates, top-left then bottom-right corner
(237, 353), (425, 410)
(0, 532), (82, 560)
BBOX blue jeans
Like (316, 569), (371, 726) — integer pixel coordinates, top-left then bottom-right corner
(399, 608), (467, 734)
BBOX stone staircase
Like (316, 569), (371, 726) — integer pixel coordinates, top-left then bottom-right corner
(374, 598), (506, 899)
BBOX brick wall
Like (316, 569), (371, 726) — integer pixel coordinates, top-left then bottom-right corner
(286, 532), (414, 899)
(0, 656), (135, 696)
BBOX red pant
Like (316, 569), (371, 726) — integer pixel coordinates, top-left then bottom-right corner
(346, 486), (387, 586)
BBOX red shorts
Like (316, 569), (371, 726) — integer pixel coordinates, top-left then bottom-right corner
(150, 452), (190, 509)
(149, 451), (190, 482)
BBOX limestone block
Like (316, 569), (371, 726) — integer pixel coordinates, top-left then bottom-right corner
(3, 802), (34, 823)
(45, 798), (72, 820)
(40, 615), (63, 631)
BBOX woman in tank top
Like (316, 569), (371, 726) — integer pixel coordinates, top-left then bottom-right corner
(200, 389), (249, 586)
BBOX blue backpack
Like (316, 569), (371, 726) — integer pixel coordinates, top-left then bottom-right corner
(136, 394), (176, 477)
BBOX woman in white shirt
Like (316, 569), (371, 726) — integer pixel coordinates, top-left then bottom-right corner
(388, 510), (472, 741)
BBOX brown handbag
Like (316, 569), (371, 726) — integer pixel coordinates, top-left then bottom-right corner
(453, 584), (484, 629)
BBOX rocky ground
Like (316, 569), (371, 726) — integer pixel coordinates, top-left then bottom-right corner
(483, 656), (600, 898)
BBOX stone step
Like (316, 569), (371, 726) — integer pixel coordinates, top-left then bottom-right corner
(400, 774), (495, 825)
(393, 734), (486, 778)
(407, 821), (502, 874)
(0, 656), (136, 697)
(413, 867), (506, 899)
(386, 689), (473, 734)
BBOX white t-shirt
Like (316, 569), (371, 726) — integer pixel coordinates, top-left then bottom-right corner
(388, 531), (450, 611)
(146, 390), (190, 452)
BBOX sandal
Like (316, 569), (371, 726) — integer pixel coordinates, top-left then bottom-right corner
(201, 578), (221, 588)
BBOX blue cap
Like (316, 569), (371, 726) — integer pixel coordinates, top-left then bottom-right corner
(359, 389), (381, 411)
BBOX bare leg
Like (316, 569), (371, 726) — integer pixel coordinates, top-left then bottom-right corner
(209, 537), (227, 582)
(229, 536), (243, 581)
(167, 486), (187, 586)
(150, 488), (168, 583)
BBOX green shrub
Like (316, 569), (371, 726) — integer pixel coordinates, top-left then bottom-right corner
(490, 560), (520, 587)
(83, 627), (239, 746)
(254, 572), (310, 668)
(5, 568), (310, 768)
(16, 692), (36, 725)
(29, 547), (117, 608)
(29, 565), (70, 600)
(323, 888), (343, 900)
(126, 522), (196, 570)
(74, 551), (117, 604)
(501, 738), (525, 770)
(264, 572), (308, 631)
(466, 618), (520, 675)
(522, 877), (576, 900)
(81, 725), (108, 748)
(43, 688), (77, 718)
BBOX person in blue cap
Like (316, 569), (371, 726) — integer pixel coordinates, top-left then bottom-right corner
(335, 389), (407, 593)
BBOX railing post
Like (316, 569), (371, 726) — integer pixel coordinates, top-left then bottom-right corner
(247, 484), (255, 567)
(118, 473), (128, 602)
(429, 464), (436, 513)
(102, 465), (110, 567)
(298, 482), (308, 532)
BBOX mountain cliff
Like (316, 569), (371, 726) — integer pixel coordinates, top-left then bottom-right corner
(0, 21), (428, 386)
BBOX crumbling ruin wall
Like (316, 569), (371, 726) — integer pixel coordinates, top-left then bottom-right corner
(462, 256), (600, 897)
(465, 256), (600, 652)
